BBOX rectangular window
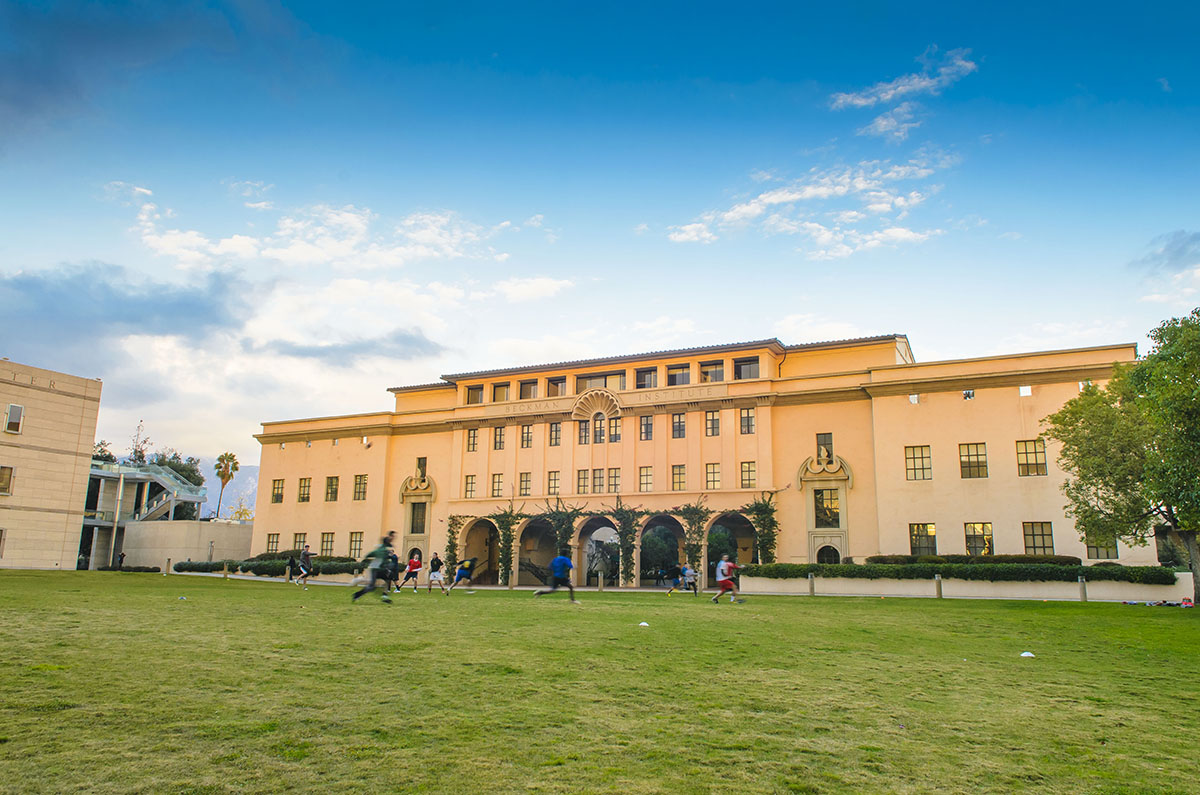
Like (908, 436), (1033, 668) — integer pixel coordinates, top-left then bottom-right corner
(493, 427), (505, 450)
(417, 457), (427, 478)
(699, 361), (724, 383)
(490, 473), (503, 498)
(547, 470), (560, 495)
(816, 433), (833, 464)
(466, 428), (478, 452)
(593, 468), (605, 492)
(293, 532), (306, 551)
(466, 385), (484, 404)
(815, 488), (840, 528)
(576, 469), (589, 494)
(1087, 541), (1118, 560)
(546, 377), (566, 397)
(672, 413), (686, 439)
(959, 443), (988, 479)
(349, 532), (363, 558)
(519, 472), (531, 497)
(639, 466), (653, 492)
(325, 476), (339, 502)
(593, 418), (605, 444)
(608, 417), (621, 442)
(411, 502), (427, 534)
(578, 420), (590, 444)
(1016, 439), (1048, 477)
(671, 464), (686, 491)
(320, 532), (335, 557)
(666, 364), (690, 386)
(521, 425), (533, 448)
(1023, 522), (1054, 555)
(705, 410), (720, 437)
(548, 422), (561, 446)
(266, 533), (279, 553)
(519, 380), (538, 400)
(4, 404), (23, 434)
(577, 372), (626, 392)
(492, 383), (510, 402)
(608, 468), (620, 493)
(635, 368), (657, 389)
(965, 523), (993, 556)
(298, 477), (311, 503)
(739, 408), (755, 434)
(705, 463), (721, 490)
(733, 357), (760, 380)
(271, 479), (284, 503)
(909, 523), (937, 556)
(639, 415), (653, 441)
(905, 445), (933, 481)
(464, 474), (476, 499)
(740, 461), (756, 489)
(353, 474), (368, 501)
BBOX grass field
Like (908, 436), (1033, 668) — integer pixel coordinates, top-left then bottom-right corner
(1, 571), (1198, 794)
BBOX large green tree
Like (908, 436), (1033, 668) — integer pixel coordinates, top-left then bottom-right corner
(1044, 308), (1200, 601)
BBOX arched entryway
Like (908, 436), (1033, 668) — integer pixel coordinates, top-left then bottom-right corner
(575, 516), (619, 587)
(706, 512), (757, 586)
(462, 519), (500, 585)
(816, 545), (840, 564)
(518, 518), (556, 585)
(639, 514), (685, 587)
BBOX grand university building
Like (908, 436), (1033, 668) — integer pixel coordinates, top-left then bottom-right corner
(251, 335), (1156, 586)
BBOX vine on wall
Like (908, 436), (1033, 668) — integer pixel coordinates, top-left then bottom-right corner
(671, 496), (714, 570)
(536, 498), (587, 555)
(487, 501), (527, 586)
(444, 514), (468, 571)
(740, 491), (780, 564)
(604, 496), (647, 586)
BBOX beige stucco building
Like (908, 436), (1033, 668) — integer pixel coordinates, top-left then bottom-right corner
(0, 360), (101, 569)
(250, 335), (1157, 587)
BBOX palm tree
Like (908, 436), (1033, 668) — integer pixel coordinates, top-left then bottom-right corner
(213, 452), (240, 518)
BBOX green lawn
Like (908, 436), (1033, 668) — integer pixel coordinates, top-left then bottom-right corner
(1, 571), (1197, 794)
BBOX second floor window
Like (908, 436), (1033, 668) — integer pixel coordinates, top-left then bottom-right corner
(353, 474), (368, 501)
(959, 443), (988, 479)
(466, 428), (478, 452)
(740, 461), (756, 489)
(739, 407), (755, 434)
(271, 479), (284, 503)
(578, 420), (590, 445)
(519, 472), (531, 497)
(639, 466), (653, 492)
(593, 413), (605, 444)
(608, 468), (620, 493)
(490, 473), (503, 498)
(521, 425), (533, 448)
(815, 489), (840, 528)
(548, 422), (561, 446)
(705, 410), (720, 437)
(671, 464), (686, 491)
(4, 404), (23, 433)
(705, 463), (720, 489)
(493, 427), (505, 450)
(298, 477), (311, 503)
(547, 470), (560, 495)
(411, 502), (427, 533)
(593, 468), (605, 493)
(464, 474), (476, 498)
(672, 413), (686, 439)
(577, 469), (589, 494)
(639, 415), (653, 441)
(1016, 439), (1047, 477)
(816, 433), (833, 463)
(905, 445), (932, 480)
(325, 476), (339, 502)
(608, 417), (621, 442)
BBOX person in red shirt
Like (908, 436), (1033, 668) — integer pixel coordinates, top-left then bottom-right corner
(712, 554), (744, 603)
(400, 553), (422, 593)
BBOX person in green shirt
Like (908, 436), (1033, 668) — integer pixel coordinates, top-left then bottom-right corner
(352, 532), (395, 604)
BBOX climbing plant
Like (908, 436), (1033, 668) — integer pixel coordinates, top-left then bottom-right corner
(444, 514), (469, 572)
(487, 501), (527, 586)
(604, 496), (647, 586)
(536, 497), (587, 555)
(672, 495), (713, 570)
(740, 491), (780, 564)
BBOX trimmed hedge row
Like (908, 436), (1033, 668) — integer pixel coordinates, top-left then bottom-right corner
(173, 559), (365, 576)
(740, 562), (1177, 585)
(865, 554), (1084, 566)
(244, 551), (358, 563)
(97, 565), (161, 572)
(174, 561), (232, 572)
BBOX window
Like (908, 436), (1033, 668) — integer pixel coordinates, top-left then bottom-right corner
(593, 468), (605, 492)
(699, 361), (724, 382)
(666, 364), (690, 386)
(908, 394), (920, 404)
(353, 474), (368, 501)
(298, 477), (311, 502)
(271, 479), (284, 503)
(325, 476), (339, 501)
(577, 420), (590, 445)
(733, 357), (760, 380)
(672, 413), (686, 439)
(4, 404), (23, 434)
(493, 427), (505, 450)
(635, 368), (657, 389)
(266, 533), (279, 553)
(464, 474), (476, 499)
(332, 438), (338, 446)
(321, 532), (335, 557)
(593, 413), (606, 444)
(417, 457), (427, 478)
(608, 468), (620, 493)
(608, 417), (621, 442)
(466, 428), (478, 452)
(962, 389), (975, 400)
(816, 545), (840, 564)
(671, 464), (686, 491)
(905, 446), (932, 481)
(1018, 385), (1032, 397)
(548, 422), (561, 446)
(492, 383), (510, 402)
(519, 380), (538, 400)
(816, 433), (833, 464)
(490, 473), (503, 498)
(349, 532), (363, 558)
(521, 425), (533, 448)
(705, 463), (721, 490)
(909, 523), (937, 556)
(466, 385), (484, 404)
(705, 410), (720, 437)
(1016, 439), (1047, 477)
(576, 469), (589, 494)
(964, 523), (993, 556)
(547, 470), (560, 495)
(546, 377), (566, 397)
(519, 472), (531, 497)
(577, 372), (625, 392)
(411, 502), (427, 534)
(293, 532), (306, 550)
(815, 489), (840, 528)
(739, 408), (755, 434)
(1087, 540), (1118, 560)
(1023, 522), (1054, 555)
(639, 466), (653, 492)
(639, 415), (653, 441)
(740, 461), (756, 489)
(959, 443), (988, 479)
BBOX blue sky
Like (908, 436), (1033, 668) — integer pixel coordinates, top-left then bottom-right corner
(2, 1), (1198, 462)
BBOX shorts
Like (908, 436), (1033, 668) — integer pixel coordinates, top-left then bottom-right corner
(401, 570), (419, 581)
(717, 579), (735, 591)
(298, 565), (311, 577)
(429, 571), (445, 582)
(671, 578), (681, 586)
(454, 570), (471, 582)
(549, 574), (571, 588)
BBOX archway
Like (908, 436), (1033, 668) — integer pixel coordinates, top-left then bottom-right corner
(816, 545), (840, 564)
(462, 519), (500, 585)
(576, 516), (619, 587)
(707, 512), (758, 585)
(518, 518), (557, 585)
(639, 514), (685, 587)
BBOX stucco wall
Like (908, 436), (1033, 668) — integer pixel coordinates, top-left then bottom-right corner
(122, 519), (252, 569)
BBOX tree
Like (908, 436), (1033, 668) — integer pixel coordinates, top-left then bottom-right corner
(150, 448), (205, 520)
(128, 421), (152, 464)
(226, 497), (254, 521)
(93, 440), (117, 463)
(1044, 307), (1200, 601)
(740, 490), (781, 563)
(672, 496), (713, 570)
(213, 452), (239, 519)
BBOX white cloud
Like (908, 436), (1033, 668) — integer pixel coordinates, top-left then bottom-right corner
(493, 276), (573, 302)
(858, 102), (920, 141)
(245, 201), (274, 210)
(227, 179), (273, 198)
(830, 47), (977, 109)
(523, 214), (545, 228)
(633, 223), (649, 235)
(668, 222), (717, 243)
(1158, 77), (1172, 92)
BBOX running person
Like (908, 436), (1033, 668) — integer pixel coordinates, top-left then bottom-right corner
(352, 532), (395, 603)
(400, 553), (422, 593)
(448, 557), (478, 592)
(664, 562), (683, 595)
(712, 554), (744, 603)
(681, 562), (698, 596)
(533, 553), (579, 603)
(296, 544), (314, 590)
(427, 553), (448, 595)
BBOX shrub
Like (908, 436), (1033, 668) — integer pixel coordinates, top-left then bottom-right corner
(173, 561), (234, 573)
(245, 551), (358, 563)
(97, 565), (160, 572)
(740, 562), (1175, 585)
(237, 559), (364, 577)
(916, 555), (946, 564)
(863, 553), (1083, 566)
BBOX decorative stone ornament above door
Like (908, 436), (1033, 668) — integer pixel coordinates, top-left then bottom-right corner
(571, 389), (622, 420)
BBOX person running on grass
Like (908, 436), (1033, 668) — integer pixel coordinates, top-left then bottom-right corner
(534, 552), (580, 603)
(352, 532), (395, 604)
(400, 552), (422, 593)
(665, 561), (683, 595)
(681, 562), (698, 596)
(448, 557), (478, 593)
(427, 552), (448, 595)
(712, 554), (744, 603)
(296, 544), (314, 590)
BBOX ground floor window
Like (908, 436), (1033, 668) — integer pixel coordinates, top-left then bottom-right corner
(909, 523), (936, 556)
(816, 545), (840, 564)
(320, 532), (334, 557)
(293, 532), (306, 551)
(1023, 522), (1054, 555)
(349, 532), (363, 558)
(964, 522), (993, 556)
(266, 533), (279, 553)
(1087, 541), (1118, 560)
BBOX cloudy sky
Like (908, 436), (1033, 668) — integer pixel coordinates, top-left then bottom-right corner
(2, 1), (1198, 462)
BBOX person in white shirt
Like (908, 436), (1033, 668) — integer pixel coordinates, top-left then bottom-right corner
(711, 554), (744, 603)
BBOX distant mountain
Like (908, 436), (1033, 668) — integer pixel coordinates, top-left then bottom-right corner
(196, 457), (259, 518)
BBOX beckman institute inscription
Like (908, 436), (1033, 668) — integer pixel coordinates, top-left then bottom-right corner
(481, 383), (729, 417)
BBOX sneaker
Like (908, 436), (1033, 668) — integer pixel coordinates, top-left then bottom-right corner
(571, 599), (581, 604)
(711, 596), (719, 603)
(381, 595), (392, 604)
(303, 586), (308, 591)
(467, 590), (475, 594)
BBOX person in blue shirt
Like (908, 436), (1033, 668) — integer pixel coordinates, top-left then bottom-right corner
(533, 553), (580, 603)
